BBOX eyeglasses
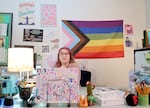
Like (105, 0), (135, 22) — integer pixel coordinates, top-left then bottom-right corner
(60, 53), (69, 56)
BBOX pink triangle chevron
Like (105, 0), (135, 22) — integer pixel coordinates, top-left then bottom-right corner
(62, 20), (89, 55)
(62, 26), (79, 48)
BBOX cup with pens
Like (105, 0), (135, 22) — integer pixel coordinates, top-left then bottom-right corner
(135, 80), (150, 106)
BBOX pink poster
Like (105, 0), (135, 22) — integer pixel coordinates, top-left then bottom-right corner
(125, 24), (133, 35)
(40, 4), (56, 27)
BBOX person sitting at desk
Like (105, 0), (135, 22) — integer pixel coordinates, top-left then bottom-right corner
(54, 47), (81, 83)
(54, 47), (79, 68)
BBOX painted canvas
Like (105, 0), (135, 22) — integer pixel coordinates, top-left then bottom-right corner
(35, 68), (80, 103)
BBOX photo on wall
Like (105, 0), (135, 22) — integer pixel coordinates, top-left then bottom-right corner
(23, 29), (43, 42)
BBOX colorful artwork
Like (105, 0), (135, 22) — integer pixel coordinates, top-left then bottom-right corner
(18, 2), (35, 25)
(62, 20), (124, 58)
(40, 4), (56, 27)
(35, 68), (80, 103)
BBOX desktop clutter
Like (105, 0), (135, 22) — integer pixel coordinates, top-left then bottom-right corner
(0, 74), (19, 107)
(86, 81), (96, 106)
(79, 70), (125, 107)
(125, 70), (150, 106)
(0, 74), (37, 107)
(17, 80), (36, 107)
(79, 81), (96, 107)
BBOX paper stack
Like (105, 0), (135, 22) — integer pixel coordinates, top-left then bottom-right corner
(93, 87), (125, 106)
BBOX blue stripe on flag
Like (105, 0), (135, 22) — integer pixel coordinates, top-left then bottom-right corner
(79, 26), (123, 34)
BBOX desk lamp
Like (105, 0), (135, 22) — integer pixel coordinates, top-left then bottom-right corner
(6, 48), (34, 106)
(3, 48), (33, 106)
(8, 48), (34, 81)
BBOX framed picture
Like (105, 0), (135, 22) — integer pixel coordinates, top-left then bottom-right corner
(143, 29), (150, 48)
(0, 13), (13, 66)
(14, 45), (34, 50)
(23, 29), (43, 42)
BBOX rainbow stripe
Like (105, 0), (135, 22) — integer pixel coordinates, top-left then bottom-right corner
(63, 20), (124, 58)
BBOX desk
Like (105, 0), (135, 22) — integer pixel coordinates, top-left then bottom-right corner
(8, 94), (150, 108)
(1, 87), (150, 108)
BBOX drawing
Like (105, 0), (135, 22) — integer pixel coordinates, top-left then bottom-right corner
(35, 68), (79, 104)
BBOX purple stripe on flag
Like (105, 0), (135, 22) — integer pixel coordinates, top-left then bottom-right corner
(71, 20), (123, 28)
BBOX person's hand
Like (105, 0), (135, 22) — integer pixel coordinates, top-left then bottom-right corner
(68, 62), (78, 68)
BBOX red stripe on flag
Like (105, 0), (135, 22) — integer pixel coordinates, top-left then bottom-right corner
(74, 51), (124, 58)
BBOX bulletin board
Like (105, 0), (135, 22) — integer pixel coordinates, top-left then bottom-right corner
(0, 13), (13, 66)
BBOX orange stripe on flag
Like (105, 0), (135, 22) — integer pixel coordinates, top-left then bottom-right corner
(79, 45), (124, 53)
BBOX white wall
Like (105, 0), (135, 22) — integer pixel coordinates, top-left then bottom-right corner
(146, 0), (150, 28)
(0, 0), (146, 89)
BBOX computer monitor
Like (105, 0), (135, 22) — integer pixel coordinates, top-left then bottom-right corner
(134, 48), (150, 74)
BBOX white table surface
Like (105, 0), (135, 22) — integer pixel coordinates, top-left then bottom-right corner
(0, 87), (149, 108)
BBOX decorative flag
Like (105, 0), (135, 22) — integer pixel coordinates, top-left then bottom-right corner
(62, 20), (124, 58)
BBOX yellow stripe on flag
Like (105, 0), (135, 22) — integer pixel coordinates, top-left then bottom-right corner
(86, 39), (123, 46)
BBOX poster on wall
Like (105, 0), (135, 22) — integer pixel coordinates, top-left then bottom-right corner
(125, 24), (133, 35)
(124, 24), (133, 47)
(18, 2), (35, 25)
(23, 29), (43, 42)
(40, 4), (56, 27)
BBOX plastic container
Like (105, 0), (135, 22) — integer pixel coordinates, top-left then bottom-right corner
(138, 94), (149, 106)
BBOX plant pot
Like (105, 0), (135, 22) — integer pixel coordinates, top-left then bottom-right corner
(18, 86), (31, 101)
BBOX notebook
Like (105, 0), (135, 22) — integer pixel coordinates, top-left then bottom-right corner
(35, 67), (80, 103)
